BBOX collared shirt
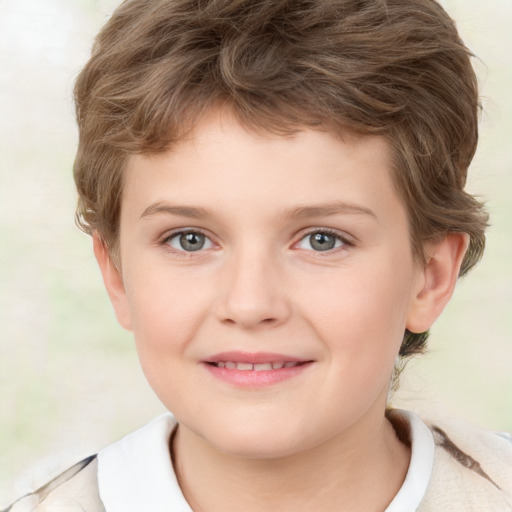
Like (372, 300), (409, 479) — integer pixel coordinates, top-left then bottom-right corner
(97, 410), (435, 512)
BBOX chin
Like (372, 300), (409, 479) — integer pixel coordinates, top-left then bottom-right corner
(217, 434), (304, 460)
(193, 416), (310, 460)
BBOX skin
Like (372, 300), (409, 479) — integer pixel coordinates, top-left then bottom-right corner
(95, 110), (468, 512)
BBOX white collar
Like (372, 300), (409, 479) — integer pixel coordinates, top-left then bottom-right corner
(98, 410), (434, 512)
(98, 414), (191, 512)
(385, 410), (435, 511)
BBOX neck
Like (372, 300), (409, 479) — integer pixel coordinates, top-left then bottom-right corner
(171, 408), (410, 512)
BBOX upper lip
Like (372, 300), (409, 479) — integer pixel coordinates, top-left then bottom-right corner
(204, 351), (312, 365)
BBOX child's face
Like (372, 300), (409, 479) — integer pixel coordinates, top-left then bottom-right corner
(107, 110), (426, 458)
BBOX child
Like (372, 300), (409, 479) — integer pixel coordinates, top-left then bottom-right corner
(4, 0), (511, 511)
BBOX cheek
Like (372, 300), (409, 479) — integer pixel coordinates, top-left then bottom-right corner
(123, 266), (205, 348)
(124, 270), (202, 405)
(307, 262), (414, 368)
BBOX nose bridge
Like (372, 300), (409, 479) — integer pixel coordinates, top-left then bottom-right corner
(217, 243), (290, 329)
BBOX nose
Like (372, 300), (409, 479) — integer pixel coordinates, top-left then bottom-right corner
(215, 249), (291, 329)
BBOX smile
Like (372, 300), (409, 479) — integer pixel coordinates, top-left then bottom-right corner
(209, 361), (304, 371)
(203, 352), (313, 387)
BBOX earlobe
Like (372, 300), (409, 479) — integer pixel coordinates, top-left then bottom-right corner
(406, 233), (469, 334)
(93, 234), (133, 331)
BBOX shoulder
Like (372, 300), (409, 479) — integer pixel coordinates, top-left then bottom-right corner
(420, 417), (512, 512)
(2, 455), (105, 512)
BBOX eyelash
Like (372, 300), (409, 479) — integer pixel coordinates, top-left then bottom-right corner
(161, 229), (214, 255)
(160, 228), (353, 255)
(294, 228), (353, 254)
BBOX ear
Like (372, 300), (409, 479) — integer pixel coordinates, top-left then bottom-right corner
(406, 233), (469, 333)
(93, 234), (132, 331)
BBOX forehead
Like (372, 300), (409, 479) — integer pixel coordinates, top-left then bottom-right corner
(121, 111), (405, 228)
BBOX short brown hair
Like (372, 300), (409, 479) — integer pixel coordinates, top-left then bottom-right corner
(74, 0), (488, 357)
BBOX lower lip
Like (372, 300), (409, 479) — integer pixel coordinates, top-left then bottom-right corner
(203, 362), (313, 387)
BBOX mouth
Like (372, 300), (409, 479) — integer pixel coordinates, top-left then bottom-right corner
(202, 352), (314, 387)
(206, 361), (308, 371)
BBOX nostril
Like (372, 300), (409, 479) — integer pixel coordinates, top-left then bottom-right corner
(221, 316), (279, 328)
(215, 284), (291, 328)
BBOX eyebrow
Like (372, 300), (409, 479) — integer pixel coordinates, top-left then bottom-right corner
(282, 202), (377, 220)
(140, 200), (377, 221)
(140, 202), (209, 220)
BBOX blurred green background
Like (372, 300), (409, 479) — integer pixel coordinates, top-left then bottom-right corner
(0, 0), (511, 505)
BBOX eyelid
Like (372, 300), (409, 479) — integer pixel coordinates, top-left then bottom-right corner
(293, 228), (354, 251)
(158, 227), (354, 254)
(161, 228), (216, 253)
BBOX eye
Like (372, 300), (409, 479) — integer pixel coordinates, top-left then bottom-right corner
(166, 231), (213, 252)
(296, 231), (345, 252)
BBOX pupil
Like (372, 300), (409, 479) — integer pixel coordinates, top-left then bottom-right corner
(310, 232), (335, 251)
(180, 232), (205, 251)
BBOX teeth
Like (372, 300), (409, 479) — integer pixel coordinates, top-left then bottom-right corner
(214, 361), (300, 370)
(254, 363), (273, 371)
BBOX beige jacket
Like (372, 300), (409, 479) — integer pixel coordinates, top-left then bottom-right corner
(4, 418), (511, 512)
